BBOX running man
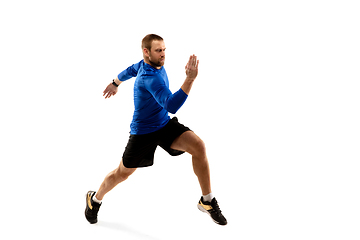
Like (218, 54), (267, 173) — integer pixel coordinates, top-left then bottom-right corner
(85, 34), (227, 225)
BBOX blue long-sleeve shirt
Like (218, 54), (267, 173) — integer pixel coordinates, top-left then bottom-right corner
(118, 60), (188, 135)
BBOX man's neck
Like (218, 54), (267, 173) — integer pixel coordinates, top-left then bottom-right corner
(144, 58), (161, 70)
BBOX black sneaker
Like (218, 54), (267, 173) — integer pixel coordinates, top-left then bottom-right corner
(85, 191), (101, 224)
(198, 197), (227, 225)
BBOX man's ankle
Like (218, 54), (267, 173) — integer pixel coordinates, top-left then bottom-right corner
(203, 192), (214, 202)
(93, 195), (102, 204)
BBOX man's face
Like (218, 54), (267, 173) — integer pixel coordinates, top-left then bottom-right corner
(147, 40), (166, 68)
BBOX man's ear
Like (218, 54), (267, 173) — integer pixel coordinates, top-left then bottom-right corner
(143, 48), (150, 57)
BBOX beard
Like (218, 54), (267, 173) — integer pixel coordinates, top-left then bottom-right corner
(149, 56), (165, 67)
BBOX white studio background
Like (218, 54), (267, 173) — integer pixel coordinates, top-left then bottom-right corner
(0, 0), (359, 239)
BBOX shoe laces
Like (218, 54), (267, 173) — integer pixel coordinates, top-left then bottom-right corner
(210, 199), (222, 215)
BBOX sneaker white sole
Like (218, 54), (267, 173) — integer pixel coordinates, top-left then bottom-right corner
(197, 204), (220, 225)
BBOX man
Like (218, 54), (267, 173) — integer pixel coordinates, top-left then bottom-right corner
(85, 34), (227, 225)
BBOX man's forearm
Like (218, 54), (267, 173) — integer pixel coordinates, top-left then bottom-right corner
(114, 78), (123, 86)
(164, 88), (188, 114)
(181, 77), (195, 95)
(117, 60), (142, 82)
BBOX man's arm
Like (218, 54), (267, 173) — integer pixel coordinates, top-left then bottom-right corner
(145, 55), (199, 114)
(117, 60), (142, 82)
(103, 60), (142, 99)
(145, 77), (188, 114)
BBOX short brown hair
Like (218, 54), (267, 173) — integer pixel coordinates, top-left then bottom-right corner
(141, 34), (163, 51)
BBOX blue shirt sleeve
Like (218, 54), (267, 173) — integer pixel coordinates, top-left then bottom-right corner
(144, 75), (188, 114)
(117, 60), (142, 81)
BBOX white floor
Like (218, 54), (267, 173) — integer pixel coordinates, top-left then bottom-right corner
(2, 147), (359, 240)
(1, 0), (360, 239)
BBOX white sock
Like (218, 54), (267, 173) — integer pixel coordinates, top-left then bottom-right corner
(92, 195), (102, 204)
(203, 192), (214, 202)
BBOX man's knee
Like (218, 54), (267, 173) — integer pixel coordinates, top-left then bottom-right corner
(114, 164), (135, 182)
(192, 138), (206, 157)
(114, 170), (130, 182)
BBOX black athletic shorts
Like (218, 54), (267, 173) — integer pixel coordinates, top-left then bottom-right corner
(122, 117), (191, 168)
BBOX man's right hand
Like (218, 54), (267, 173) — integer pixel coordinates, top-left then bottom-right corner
(185, 54), (199, 81)
(181, 54), (199, 95)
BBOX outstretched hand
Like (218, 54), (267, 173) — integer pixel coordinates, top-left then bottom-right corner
(185, 54), (199, 80)
(103, 83), (118, 99)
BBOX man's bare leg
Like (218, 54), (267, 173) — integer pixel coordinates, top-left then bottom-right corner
(170, 130), (227, 225)
(170, 131), (211, 195)
(95, 160), (136, 200)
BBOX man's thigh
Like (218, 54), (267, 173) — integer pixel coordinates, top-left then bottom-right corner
(170, 130), (204, 155)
